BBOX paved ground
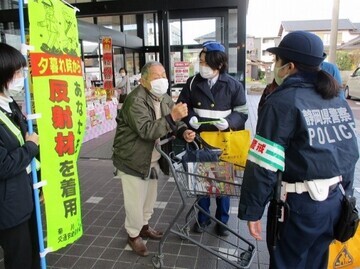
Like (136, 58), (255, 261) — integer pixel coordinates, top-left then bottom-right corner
(0, 92), (359, 269)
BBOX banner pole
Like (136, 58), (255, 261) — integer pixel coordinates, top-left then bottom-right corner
(18, 0), (47, 268)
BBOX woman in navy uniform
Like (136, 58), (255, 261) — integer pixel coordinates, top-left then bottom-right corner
(178, 41), (248, 236)
(0, 43), (40, 269)
(238, 31), (359, 269)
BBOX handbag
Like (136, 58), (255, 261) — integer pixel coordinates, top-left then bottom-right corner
(181, 142), (221, 171)
(200, 130), (251, 167)
(334, 185), (359, 243)
(328, 226), (360, 269)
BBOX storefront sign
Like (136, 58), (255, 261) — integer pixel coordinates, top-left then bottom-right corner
(102, 37), (113, 90)
(28, 0), (85, 251)
(174, 61), (190, 84)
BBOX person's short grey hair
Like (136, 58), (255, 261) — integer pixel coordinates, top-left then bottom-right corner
(141, 61), (163, 79)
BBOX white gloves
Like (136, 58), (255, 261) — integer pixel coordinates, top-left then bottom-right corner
(214, 118), (229, 131)
(189, 116), (200, 130)
(190, 116), (229, 130)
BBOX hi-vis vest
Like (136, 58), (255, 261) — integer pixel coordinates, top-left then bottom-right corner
(0, 109), (40, 174)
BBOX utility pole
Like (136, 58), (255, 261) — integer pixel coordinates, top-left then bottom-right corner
(329, 0), (340, 63)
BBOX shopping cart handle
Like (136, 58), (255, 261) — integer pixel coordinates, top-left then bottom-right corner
(157, 136), (176, 147)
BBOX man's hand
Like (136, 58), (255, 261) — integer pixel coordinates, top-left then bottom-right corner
(183, 129), (196, 143)
(248, 220), (262, 240)
(26, 132), (39, 146)
(171, 102), (188, 121)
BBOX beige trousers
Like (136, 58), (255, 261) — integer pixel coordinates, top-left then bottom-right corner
(117, 165), (159, 238)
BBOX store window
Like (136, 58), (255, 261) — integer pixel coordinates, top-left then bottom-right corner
(124, 49), (141, 87)
(170, 20), (181, 45)
(322, 33), (330, 46)
(144, 13), (158, 46)
(229, 9), (237, 43)
(83, 40), (101, 86)
(0, 1), (18, 8)
(97, 16), (121, 32)
(78, 17), (94, 24)
(125, 51), (134, 77)
(183, 48), (200, 74)
(145, 52), (159, 63)
(182, 18), (217, 45)
(124, 50), (140, 75)
(172, 48), (198, 73)
(134, 52), (140, 75)
(113, 46), (124, 82)
(228, 47), (237, 75)
(123, 14), (137, 37)
(2, 33), (21, 49)
(170, 51), (181, 82)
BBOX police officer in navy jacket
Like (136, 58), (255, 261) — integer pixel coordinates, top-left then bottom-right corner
(178, 41), (248, 236)
(238, 31), (359, 269)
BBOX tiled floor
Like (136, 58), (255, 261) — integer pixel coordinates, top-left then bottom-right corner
(1, 93), (359, 269)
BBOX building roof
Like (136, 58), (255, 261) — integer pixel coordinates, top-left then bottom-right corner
(338, 35), (360, 50)
(279, 19), (358, 36)
(353, 23), (360, 34)
(194, 32), (216, 44)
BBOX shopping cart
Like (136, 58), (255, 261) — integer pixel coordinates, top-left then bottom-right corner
(152, 137), (256, 269)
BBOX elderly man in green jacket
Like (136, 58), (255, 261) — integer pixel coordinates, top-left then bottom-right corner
(113, 61), (195, 257)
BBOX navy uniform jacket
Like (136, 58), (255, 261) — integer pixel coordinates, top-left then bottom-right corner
(238, 73), (359, 221)
(0, 101), (38, 229)
(177, 73), (248, 132)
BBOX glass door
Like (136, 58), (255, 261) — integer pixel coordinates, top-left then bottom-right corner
(124, 48), (141, 89)
(82, 40), (102, 88)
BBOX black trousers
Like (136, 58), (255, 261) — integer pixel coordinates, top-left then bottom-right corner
(0, 212), (40, 269)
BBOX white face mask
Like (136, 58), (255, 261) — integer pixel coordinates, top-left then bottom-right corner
(120, 72), (126, 77)
(274, 63), (289, 86)
(199, 65), (216, 79)
(150, 78), (168, 97)
(7, 77), (24, 96)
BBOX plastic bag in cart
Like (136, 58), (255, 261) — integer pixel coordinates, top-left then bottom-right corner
(187, 161), (236, 195)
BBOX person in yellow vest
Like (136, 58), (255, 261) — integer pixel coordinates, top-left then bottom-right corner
(0, 43), (40, 269)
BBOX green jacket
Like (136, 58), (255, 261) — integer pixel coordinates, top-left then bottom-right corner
(112, 85), (187, 178)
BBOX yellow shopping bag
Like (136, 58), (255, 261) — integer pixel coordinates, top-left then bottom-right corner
(328, 226), (360, 269)
(200, 130), (251, 167)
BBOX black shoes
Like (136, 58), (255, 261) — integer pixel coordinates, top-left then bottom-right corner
(215, 223), (229, 236)
(193, 219), (211, 233)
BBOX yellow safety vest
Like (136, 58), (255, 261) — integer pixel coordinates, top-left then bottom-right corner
(0, 109), (40, 174)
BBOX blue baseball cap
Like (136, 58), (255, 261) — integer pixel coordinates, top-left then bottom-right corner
(267, 31), (326, 66)
(202, 41), (225, 52)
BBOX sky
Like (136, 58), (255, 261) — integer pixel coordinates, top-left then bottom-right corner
(246, 0), (360, 37)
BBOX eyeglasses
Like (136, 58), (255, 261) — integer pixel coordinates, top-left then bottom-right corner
(15, 68), (28, 79)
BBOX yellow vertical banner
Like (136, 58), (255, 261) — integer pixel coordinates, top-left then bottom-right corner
(28, 0), (85, 251)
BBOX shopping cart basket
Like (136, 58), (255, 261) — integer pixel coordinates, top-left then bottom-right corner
(151, 137), (256, 269)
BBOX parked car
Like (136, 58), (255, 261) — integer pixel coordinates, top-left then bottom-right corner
(345, 67), (360, 99)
